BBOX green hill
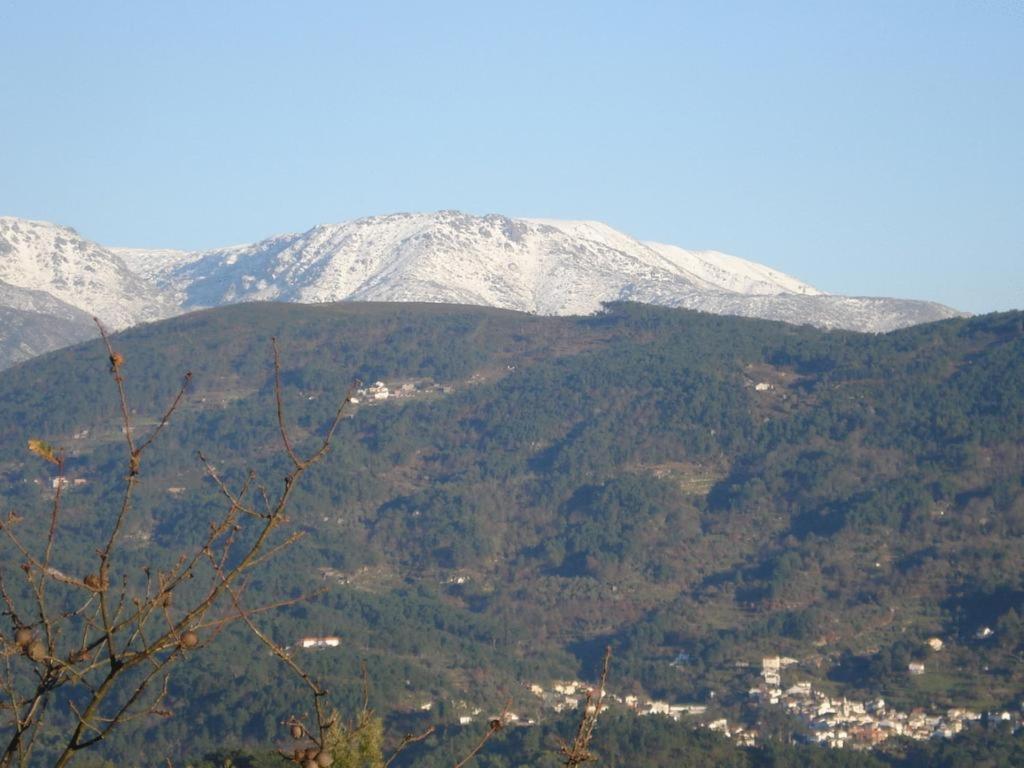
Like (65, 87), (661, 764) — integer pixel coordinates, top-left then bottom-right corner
(1, 301), (1022, 762)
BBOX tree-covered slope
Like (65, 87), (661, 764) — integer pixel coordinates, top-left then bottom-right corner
(0, 301), (1021, 761)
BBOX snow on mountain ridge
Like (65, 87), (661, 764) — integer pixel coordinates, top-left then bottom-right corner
(135, 211), (829, 317)
(111, 246), (199, 282)
(0, 217), (176, 329)
(1, 211), (966, 362)
(643, 241), (822, 297)
(91, 211), (965, 331)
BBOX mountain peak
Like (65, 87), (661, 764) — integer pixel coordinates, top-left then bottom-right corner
(0, 212), (967, 369)
(131, 211), (925, 327)
(0, 217), (175, 330)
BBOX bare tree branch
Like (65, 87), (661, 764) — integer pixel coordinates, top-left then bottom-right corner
(383, 724), (437, 768)
(453, 701), (511, 768)
(559, 646), (612, 768)
(1, 334), (354, 768)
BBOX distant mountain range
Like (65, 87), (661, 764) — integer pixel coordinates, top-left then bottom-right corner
(0, 211), (965, 368)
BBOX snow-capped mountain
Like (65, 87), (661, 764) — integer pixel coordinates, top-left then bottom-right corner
(0, 217), (176, 329)
(117, 213), (824, 314)
(119, 211), (959, 332)
(1, 211), (965, 368)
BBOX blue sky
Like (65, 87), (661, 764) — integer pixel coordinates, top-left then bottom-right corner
(0, 1), (1020, 313)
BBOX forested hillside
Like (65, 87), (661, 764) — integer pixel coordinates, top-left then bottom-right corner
(0, 301), (1022, 763)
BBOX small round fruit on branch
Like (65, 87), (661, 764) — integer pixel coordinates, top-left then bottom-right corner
(179, 630), (199, 649)
(14, 627), (34, 648)
(26, 640), (47, 662)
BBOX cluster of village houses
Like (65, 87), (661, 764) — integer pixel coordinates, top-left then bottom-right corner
(291, 630), (1018, 752)
(526, 679), (705, 721)
(285, 644), (714, 732)
(523, 678), (767, 746)
(524, 655), (1022, 751)
(349, 379), (448, 405)
(348, 381), (395, 403)
(738, 652), (1017, 749)
(47, 477), (87, 489)
(417, 680), (710, 730)
(444, 645), (1021, 752)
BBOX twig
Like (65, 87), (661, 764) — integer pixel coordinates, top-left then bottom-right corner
(272, 338), (303, 469)
(453, 700), (511, 768)
(383, 725), (436, 768)
(559, 646), (612, 768)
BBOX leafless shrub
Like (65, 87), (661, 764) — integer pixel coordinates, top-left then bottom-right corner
(0, 325), (352, 767)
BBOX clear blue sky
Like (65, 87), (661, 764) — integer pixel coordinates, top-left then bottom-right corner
(1, 1), (1020, 313)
